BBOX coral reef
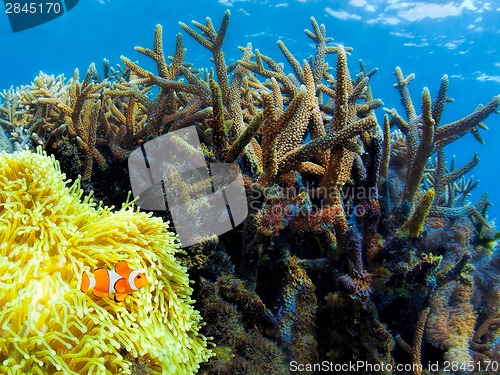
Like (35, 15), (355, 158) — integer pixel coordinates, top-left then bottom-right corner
(1, 10), (500, 375)
(0, 149), (211, 374)
(196, 275), (286, 375)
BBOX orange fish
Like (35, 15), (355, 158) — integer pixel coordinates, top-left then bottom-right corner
(80, 261), (148, 302)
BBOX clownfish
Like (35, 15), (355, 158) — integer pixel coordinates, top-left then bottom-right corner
(80, 261), (148, 302)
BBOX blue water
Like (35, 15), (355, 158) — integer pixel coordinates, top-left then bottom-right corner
(1, 0), (499, 221)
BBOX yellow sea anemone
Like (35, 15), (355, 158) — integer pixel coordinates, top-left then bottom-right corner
(0, 149), (212, 374)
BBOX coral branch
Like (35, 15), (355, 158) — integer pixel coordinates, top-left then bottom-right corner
(180, 10), (231, 105)
(399, 189), (435, 238)
(380, 114), (391, 182)
(412, 307), (430, 375)
(403, 88), (435, 203)
(435, 95), (500, 147)
(393, 66), (417, 121)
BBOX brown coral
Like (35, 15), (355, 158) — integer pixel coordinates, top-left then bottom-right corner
(426, 281), (476, 364)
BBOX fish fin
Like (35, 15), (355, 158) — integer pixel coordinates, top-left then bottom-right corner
(115, 261), (132, 276)
(92, 288), (108, 298)
(114, 278), (128, 293)
(114, 293), (127, 302)
(80, 271), (90, 292)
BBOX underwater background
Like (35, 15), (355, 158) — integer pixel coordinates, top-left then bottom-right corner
(1, 1), (500, 374)
(1, 0), (499, 220)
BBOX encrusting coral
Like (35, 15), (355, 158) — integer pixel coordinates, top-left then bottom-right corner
(1, 10), (500, 375)
(0, 149), (212, 374)
(426, 281), (476, 365)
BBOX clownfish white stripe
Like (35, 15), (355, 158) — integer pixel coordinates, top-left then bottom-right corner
(128, 270), (139, 291)
(108, 270), (122, 294)
(88, 274), (96, 289)
(81, 271), (96, 292)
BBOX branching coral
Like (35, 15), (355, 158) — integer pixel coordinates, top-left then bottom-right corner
(4, 41), (208, 181)
(0, 86), (36, 151)
(384, 67), (499, 207)
(0, 149), (211, 374)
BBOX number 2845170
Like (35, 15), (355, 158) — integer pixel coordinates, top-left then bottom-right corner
(5, 2), (62, 14)
(443, 361), (499, 372)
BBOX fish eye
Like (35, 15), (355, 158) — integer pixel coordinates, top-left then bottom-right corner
(137, 275), (141, 279)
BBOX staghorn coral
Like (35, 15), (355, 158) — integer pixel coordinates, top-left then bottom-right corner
(0, 86), (36, 151)
(0, 149), (211, 374)
(4, 46), (209, 183)
(384, 67), (499, 207)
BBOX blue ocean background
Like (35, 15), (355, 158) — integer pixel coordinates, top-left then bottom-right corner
(1, 0), (499, 221)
